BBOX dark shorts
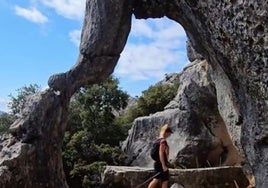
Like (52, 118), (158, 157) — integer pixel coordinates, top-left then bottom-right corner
(154, 161), (169, 181)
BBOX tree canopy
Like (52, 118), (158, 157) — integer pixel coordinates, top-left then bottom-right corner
(0, 84), (41, 135)
(63, 76), (129, 187)
(116, 83), (179, 126)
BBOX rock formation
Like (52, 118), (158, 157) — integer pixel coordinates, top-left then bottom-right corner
(0, 0), (267, 187)
(0, 1), (132, 187)
(0, 90), (69, 188)
(101, 165), (249, 188)
(122, 57), (244, 168)
(128, 1), (268, 187)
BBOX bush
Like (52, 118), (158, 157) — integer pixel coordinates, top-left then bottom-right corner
(0, 113), (14, 135)
(116, 83), (179, 126)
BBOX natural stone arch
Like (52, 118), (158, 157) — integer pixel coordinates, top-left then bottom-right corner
(0, 1), (132, 187)
(0, 0), (267, 187)
(131, 0), (267, 187)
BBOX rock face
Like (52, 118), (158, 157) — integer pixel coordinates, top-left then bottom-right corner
(131, 1), (268, 187)
(0, 0), (267, 187)
(0, 90), (69, 188)
(101, 166), (249, 188)
(122, 59), (244, 170)
(0, 1), (132, 187)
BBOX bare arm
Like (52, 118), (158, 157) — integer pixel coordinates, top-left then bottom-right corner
(159, 140), (168, 172)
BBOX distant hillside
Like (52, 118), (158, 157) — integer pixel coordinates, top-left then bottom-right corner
(0, 111), (5, 115)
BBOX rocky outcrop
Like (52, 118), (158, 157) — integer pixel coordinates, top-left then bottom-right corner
(0, 0), (267, 187)
(0, 1), (132, 187)
(131, 1), (268, 187)
(0, 90), (69, 188)
(101, 166), (249, 188)
(122, 59), (244, 169)
(186, 40), (203, 62)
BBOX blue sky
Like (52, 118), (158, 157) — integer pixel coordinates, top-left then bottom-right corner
(0, 0), (188, 112)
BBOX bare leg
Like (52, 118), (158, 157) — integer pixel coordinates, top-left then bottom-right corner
(148, 178), (159, 188)
(161, 180), (168, 188)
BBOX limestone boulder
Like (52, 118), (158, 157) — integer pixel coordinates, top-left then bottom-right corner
(101, 166), (249, 188)
(122, 59), (243, 169)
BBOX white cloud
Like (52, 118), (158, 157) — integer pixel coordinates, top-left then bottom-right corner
(153, 21), (186, 49)
(115, 18), (188, 81)
(40, 0), (86, 20)
(69, 29), (81, 47)
(12, 2), (188, 82)
(131, 19), (154, 38)
(131, 18), (186, 40)
(14, 1), (85, 45)
(14, 6), (48, 24)
(117, 44), (163, 80)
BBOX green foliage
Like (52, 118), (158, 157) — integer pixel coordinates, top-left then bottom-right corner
(63, 134), (126, 188)
(139, 83), (179, 115)
(0, 84), (40, 134)
(116, 83), (179, 125)
(70, 76), (129, 146)
(0, 113), (14, 135)
(70, 161), (107, 188)
(63, 76), (129, 187)
(8, 84), (41, 115)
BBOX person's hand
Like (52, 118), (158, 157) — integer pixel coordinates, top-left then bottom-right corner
(163, 166), (168, 172)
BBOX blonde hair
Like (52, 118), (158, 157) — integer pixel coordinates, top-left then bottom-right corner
(160, 124), (169, 137)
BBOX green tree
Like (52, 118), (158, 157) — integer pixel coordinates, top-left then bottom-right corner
(116, 83), (179, 125)
(0, 113), (14, 135)
(75, 77), (129, 146)
(0, 84), (41, 134)
(63, 76), (129, 187)
(138, 83), (179, 115)
(8, 84), (41, 115)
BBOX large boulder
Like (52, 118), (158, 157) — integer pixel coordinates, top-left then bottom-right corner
(122, 59), (244, 169)
(101, 166), (249, 188)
